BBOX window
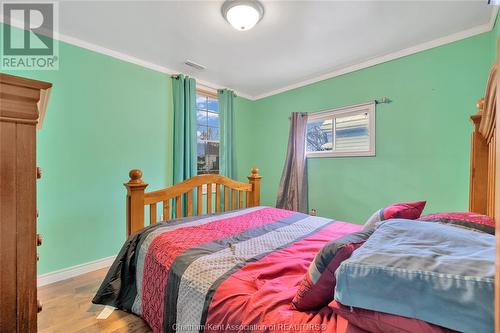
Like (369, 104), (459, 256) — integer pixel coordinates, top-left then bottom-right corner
(196, 92), (219, 174)
(306, 103), (375, 157)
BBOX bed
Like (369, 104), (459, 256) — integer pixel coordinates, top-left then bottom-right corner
(93, 169), (369, 333)
(93, 62), (499, 332)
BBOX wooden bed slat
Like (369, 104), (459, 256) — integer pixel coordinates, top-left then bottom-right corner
(150, 203), (157, 225)
(232, 189), (237, 210)
(207, 185), (212, 214)
(215, 184), (221, 213)
(224, 186), (229, 211)
(197, 186), (202, 215)
(163, 200), (169, 221)
(175, 196), (181, 218)
(239, 191), (243, 209)
(187, 190), (193, 217)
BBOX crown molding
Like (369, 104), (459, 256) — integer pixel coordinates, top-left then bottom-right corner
(55, 33), (255, 100)
(0, 18), (253, 100)
(252, 7), (499, 100)
(2, 6), (497, 101)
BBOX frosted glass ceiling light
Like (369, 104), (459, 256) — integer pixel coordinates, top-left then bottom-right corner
(222, 0), (264, 31)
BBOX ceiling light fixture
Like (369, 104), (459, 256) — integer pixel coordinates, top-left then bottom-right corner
(222, 0), (264, 31)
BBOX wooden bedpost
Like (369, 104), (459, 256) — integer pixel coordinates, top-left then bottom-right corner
(247, 167), (262, 207)
(469, 98), (488, 215)
(124, 169), (148, 237)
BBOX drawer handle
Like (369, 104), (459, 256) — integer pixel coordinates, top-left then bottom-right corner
(36, 167), (42, 179)
(36, 234), (42, 246)
(37, 300), (42, 313)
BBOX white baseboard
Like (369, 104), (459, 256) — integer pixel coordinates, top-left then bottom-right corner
(37, 255), (116, 287)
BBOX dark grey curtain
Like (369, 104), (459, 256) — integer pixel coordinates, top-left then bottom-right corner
(276, 112), (308, 213)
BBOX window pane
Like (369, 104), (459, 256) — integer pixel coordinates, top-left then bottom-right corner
(196, 93), (220, 174)
(196, 95), (207, 110)
(197, 142), (206, 157)
(205, 141), (219, 172)
(307, 119), (333, 152)
(197, 125), (209, 141)
(335, 112), (369, 152)
(207, 126), (219, 141)
(208, 98), (218, 113)
(198, 156), (208, 173)
(197, 110), (207, 126)
(207, 111), (219, 127)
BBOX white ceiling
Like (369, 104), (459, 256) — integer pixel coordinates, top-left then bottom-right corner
(56, 1), (495, 99)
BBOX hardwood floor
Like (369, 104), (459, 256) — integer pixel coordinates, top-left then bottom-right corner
(38, 268), (151, 333)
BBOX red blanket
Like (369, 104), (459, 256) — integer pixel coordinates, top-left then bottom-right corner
(206, 220), (362, 333)
(93, 207), (365, 333)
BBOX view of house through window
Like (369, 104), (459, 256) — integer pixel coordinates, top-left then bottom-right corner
(196, 92), (219, 174)
(306, 103), (375, 157)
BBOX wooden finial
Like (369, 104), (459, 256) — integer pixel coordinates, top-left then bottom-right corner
(471, 97), (485, 126)
(128, 169), (144, 184)
(249, 167), (261, 179)
(247, 167), (262, 207)
(476, 98), (485, 113)
(124, 169), (148, 237)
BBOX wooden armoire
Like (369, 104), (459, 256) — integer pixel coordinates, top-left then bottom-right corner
(0, 73), (52, 332)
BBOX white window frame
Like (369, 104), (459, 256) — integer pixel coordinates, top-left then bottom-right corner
(306, 102), (376, 158)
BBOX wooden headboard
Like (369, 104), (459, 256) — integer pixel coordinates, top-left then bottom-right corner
(469, 59), (499, 332)
(470, 96), (496, 217)
(124, 168), (262, 237)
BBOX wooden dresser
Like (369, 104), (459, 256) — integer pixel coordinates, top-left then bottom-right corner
(0, 73), (52, 332)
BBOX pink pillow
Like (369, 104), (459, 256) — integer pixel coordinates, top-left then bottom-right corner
(363, 201), (426, 231)
(329, 300), (455, 333)
(418, 212), (495, 235)
(292, 231), (372, 310)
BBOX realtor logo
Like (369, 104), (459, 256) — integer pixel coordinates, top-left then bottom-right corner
(1, 2), (59, 70)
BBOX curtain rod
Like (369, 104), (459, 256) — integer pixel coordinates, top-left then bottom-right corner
(288, 97), (391, 120)
(171, 74), (238, 97)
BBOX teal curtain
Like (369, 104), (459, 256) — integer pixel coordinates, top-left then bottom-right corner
(219, 89), (236, 179)
(172, 74), (197, 184)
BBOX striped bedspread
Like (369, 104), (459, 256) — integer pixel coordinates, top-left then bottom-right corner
(93, 207), (362, 333)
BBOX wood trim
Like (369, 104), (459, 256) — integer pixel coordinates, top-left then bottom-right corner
(0, 73), (52, 90)
(125, 168), (261, 236)
(196, 87), (218, 99)
(495, 37), (500, 333)
(37, 87), (52, 130)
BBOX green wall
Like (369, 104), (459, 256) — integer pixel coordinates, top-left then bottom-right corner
(1, 25), (177, 274)
(1, 23), (252, 274)
(235, 32), (493, 224)
(491, 12), (500, 64)
(0, 21), (496, 274)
